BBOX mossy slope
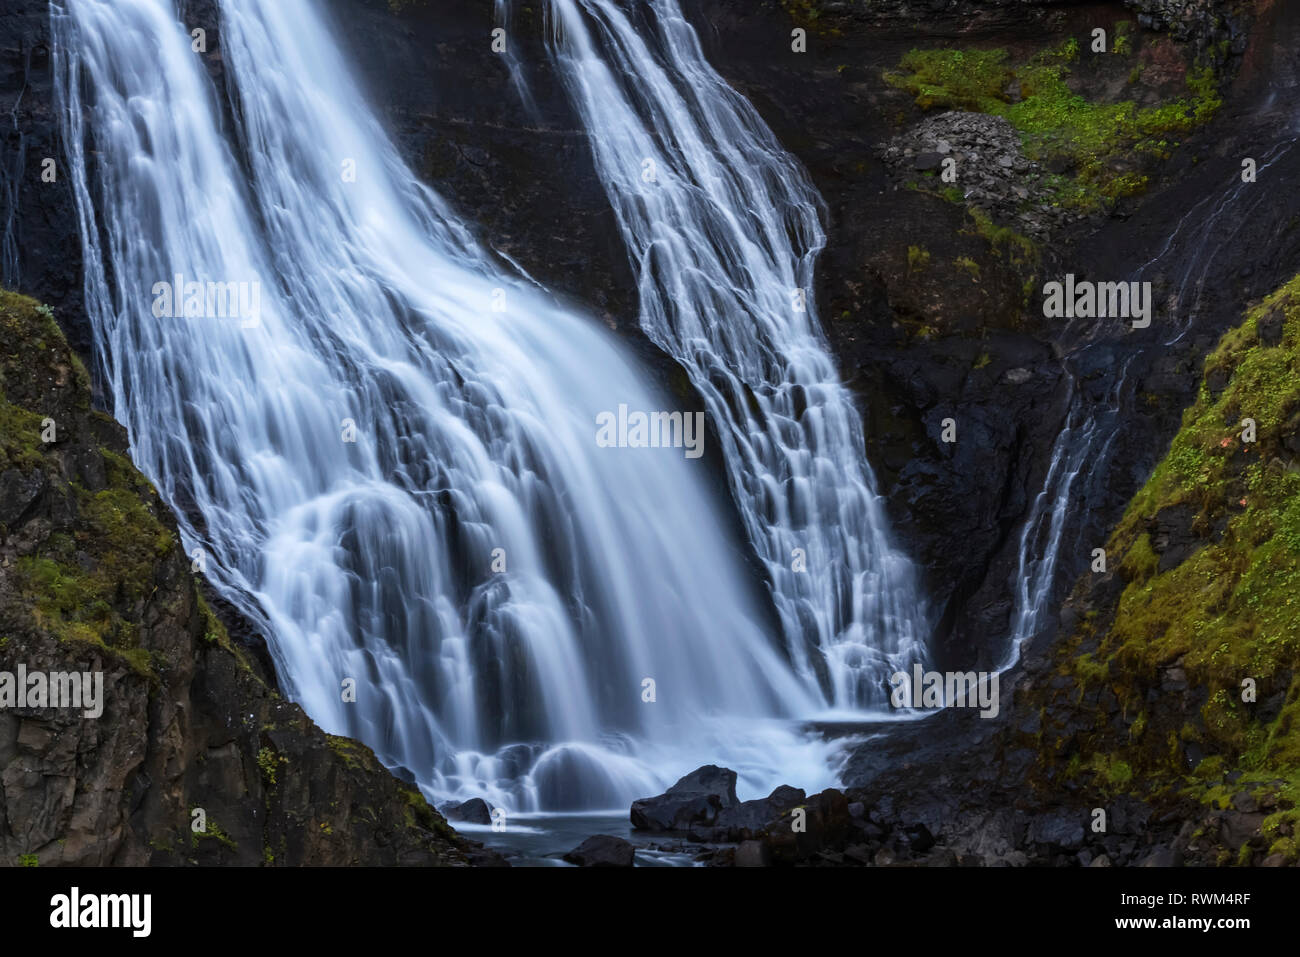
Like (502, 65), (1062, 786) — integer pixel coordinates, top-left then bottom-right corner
(1032, 276), (1300, 863)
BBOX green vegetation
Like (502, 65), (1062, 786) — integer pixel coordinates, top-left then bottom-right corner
(890, 48), (1014, 113)
(954, 256), (982, 281)
(191, 814), (238, 851)
(18, 853), (38, 867)
(1052, 275), (1300, 860)
(258, 746), (286, 787)
(325, 734), (369, 771)
(887, 35), (1222, 210)
(907, 244), (930, 273)
(2, 289), (173, 680)
(15, 477), (174, 680)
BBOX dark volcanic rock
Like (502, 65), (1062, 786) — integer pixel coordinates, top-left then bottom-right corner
(630, 764), (739, 832)
(563, 834), (636, 868)
(442, 798), (494, 825)
(0, 292), (493, 867)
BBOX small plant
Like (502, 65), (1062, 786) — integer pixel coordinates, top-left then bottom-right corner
(257, 746), (284, 787)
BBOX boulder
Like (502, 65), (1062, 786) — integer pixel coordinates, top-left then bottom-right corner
(630, 765), (738, 831)
(563, 835), (635, 868)
(442, 798), (493, 825)
(711, 784), (807, 840)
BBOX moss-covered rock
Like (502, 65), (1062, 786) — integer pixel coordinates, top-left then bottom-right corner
(0, 290), (496, 866)
(1026, 274), (1300, 864)
(885, 34), (1222, 212)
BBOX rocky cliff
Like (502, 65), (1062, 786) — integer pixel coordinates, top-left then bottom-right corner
(0, 290), (492, 866)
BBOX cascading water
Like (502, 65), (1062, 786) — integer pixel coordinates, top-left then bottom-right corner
(1002, 351), (1135, 666)
(1, 60), (27, 288)
(545, 0), (930, 710)
(52, 0), (843, 811)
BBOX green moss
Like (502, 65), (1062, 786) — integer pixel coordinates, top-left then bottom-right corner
(1119, 532), (1160, 583)
(1046, 273), (1300, 833)
(907, 245), (930, 273)
(954, 256), (982, 281)
(0, 400), (48, 472)
(325, 734), (369, 771)
(1113, 20), (1135, 57)
(888, 39), (1222, 211)
(965, 205), (1039, 267)
(258, 746), (287, 787)
(191, 815), (238, 851)
(13, 481), (176, 679)
(1087, 754), (1134, 790)
(17, 853), (38, 867)
(886, 48), (1013, 112)
(0, 290), (91, 410)
(399, 785), (458, 840)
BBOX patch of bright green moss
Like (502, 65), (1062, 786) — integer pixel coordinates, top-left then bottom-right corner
(889, 48), (1013, 112)
(887, 38), (1222, 210)
(325, 734), (369, 771)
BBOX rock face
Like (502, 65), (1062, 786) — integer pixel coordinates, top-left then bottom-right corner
(563, 834), (635, 868)
(630, 765), (739, 832)
(0, 291), (492, 866)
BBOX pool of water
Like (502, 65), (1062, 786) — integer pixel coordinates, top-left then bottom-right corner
(464, 813), (703, 867)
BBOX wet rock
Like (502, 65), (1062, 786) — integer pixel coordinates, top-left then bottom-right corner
(711, 784), (806, 839)
(442, 798), (493, 825)
(0, 469), (46, 527)
(630, 764), (738, 832)
(913, 151), (945, 171)
(1218, 810), (1265, 850)
(734, 839), (772, 867)
(1027, 810), (1085, 849)
(563, 834), (635, 868)
(1231, 790), (1259, 813)
(1138, 845), (1183, 867)
(843, 844), (874, 865)
(1257, 303), (1286, 346)
(903, 823), (936, 854)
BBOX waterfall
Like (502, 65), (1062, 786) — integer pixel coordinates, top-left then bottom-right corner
(51, 0), (840, 810)
(1, 54), (28, 289)
(545, 0), (930, 709)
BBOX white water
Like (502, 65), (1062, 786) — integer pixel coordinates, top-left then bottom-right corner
(546, 0), (930, 709)
(51, 0), (855, 810)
